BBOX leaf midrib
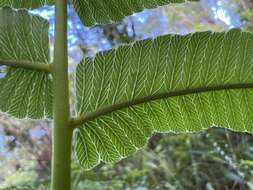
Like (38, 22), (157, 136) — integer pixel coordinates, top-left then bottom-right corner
(72, 82), (253, 127)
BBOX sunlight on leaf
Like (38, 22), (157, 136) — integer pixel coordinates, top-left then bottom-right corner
(0, 0), (53, 9)
(73, 0), (199, 26)
(74, 29), (253, 169)
(0, 8), (52, 119)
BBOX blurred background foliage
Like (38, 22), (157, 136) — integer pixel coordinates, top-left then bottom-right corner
(1, 0), (253, 189)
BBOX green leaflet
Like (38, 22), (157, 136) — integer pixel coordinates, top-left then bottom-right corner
(75, 29), (253, 169)
(0, 0), (53, 9)
(73, 0), (198, 26)
(0, 0), (198, 26)
(0, 8), (52, 119)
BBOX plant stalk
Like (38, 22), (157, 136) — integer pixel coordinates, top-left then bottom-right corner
(52, 1), (72, 190)
(0, 59), (51, 73)
(69, 82), (253, 127)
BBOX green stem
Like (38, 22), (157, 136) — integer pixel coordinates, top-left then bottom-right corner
(69, 82), (253, 127)
(52, 1), (72, 190)
(0, 59), (51, 73)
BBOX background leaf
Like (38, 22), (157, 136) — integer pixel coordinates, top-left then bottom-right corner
(75, 29), (253, 169)
(73, 0), (199, 26)
(0, 186), (32, 190)
(0, 8), (52, 119)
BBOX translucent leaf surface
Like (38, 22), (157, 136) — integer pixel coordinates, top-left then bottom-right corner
(75, 29), (253, 169)
(0, 8), (52, 119)
(73, 0), (198, 26)
(0, 0), (53, 9)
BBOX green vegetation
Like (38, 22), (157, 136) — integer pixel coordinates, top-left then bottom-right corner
(0, 1), (253, 190)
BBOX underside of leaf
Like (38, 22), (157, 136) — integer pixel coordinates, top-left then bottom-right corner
(0, 7), (52, 119)
(0, 0), (53, 9)
(75, 29), (253, 169)
(73, 0), (199, 26)
(0, 0), (198, 26)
